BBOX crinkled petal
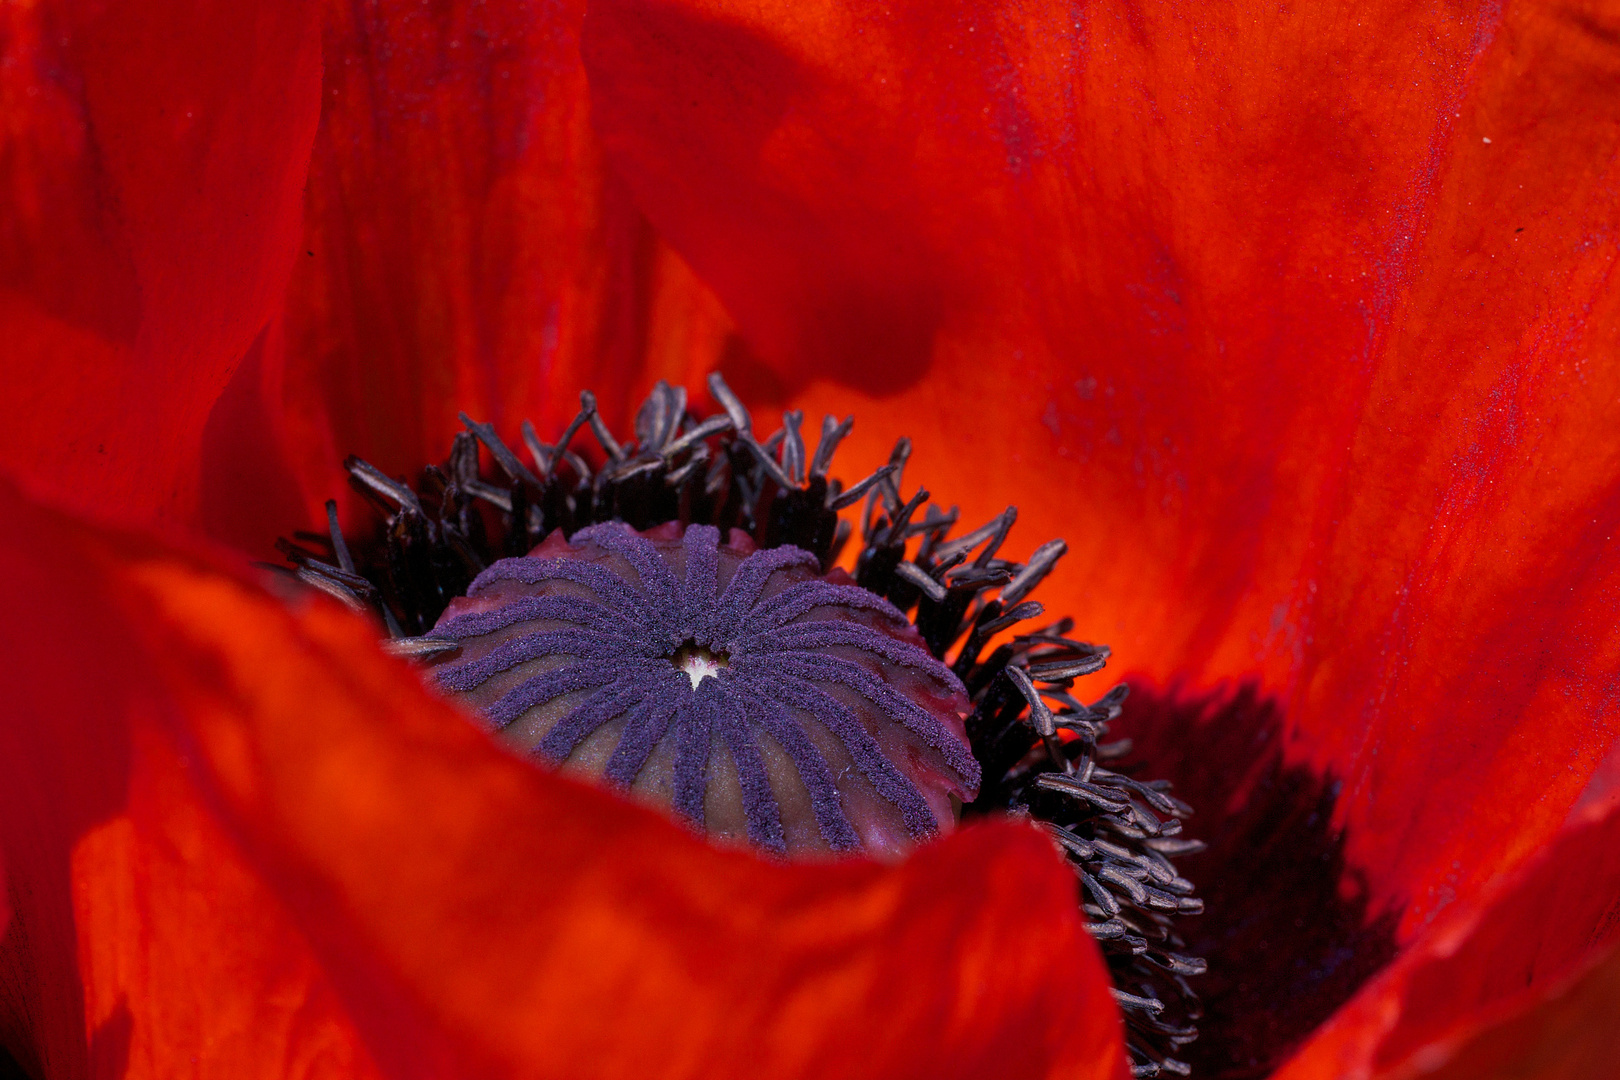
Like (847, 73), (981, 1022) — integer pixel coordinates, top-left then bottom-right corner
(0, 0), (321, 528)
(0, 477), (1127, 1080)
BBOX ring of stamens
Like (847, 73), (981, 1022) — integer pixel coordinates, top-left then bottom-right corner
(277, 372), (1207, 1078)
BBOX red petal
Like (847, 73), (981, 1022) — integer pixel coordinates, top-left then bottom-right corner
(1381, 940), (1620, 1080)
(585, 0), (1620, 1066)
(274, 0), (736, 529)
(1276, 795), (1620, 1079)
(583, 0), (1620, 915)
(0, 478), (1127, 1079)
(0, 0), (320, 528)
(0, 486), (381, 1078)
(195, 326), (315, 557)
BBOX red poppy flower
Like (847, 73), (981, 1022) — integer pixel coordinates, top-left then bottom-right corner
(3, 0), (1619, 1077)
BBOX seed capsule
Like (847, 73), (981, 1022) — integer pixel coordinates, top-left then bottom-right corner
(429, 521), (979, 857)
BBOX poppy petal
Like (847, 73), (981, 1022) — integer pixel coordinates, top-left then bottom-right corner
(275, 0), (735, 528)
(582, 0), (1620, 914)
(0, 477), (1127, 1079)
(1259, 0), (1620, 934)
(0, 483), (381, 1079)
(0, 0), (321, 527)
(1384, 938), (1620, 1080)
(1275, 794), (1620, 1079)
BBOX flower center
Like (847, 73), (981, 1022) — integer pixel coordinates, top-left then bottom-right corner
(279, 373), (1208, 1076)
(670, 639), (729, 688)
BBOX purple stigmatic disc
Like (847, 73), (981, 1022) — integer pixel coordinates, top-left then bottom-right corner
(428, 521), (980, 857)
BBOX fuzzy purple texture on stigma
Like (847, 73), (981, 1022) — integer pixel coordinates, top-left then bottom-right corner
(428, 520), (980, 857)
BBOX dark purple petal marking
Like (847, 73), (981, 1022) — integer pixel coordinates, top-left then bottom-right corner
(429, 523), (978, 854)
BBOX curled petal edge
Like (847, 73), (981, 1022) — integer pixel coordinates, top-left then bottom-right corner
(0, 477), (1128, 1080)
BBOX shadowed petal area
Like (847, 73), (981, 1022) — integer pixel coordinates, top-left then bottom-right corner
(0, 478), (1128, 1080)
(1107, 680), (1620, 1078)
(0, 0), (320, 527)
(1117, 684), (1400, 1078)
(1275, 791), (1620, 1079)
(275, 0), (737, 531)
(583, 0), (1620, 1004)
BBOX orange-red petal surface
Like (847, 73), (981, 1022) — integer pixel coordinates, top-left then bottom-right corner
(582, 0), (1620, 1068)
(0, 486), (380, 1079)
(583, 0), (1620, 925)
(0, 0), (321, 529)
(0, 478), (1127, 1079)
(273, 0), (736, 537)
